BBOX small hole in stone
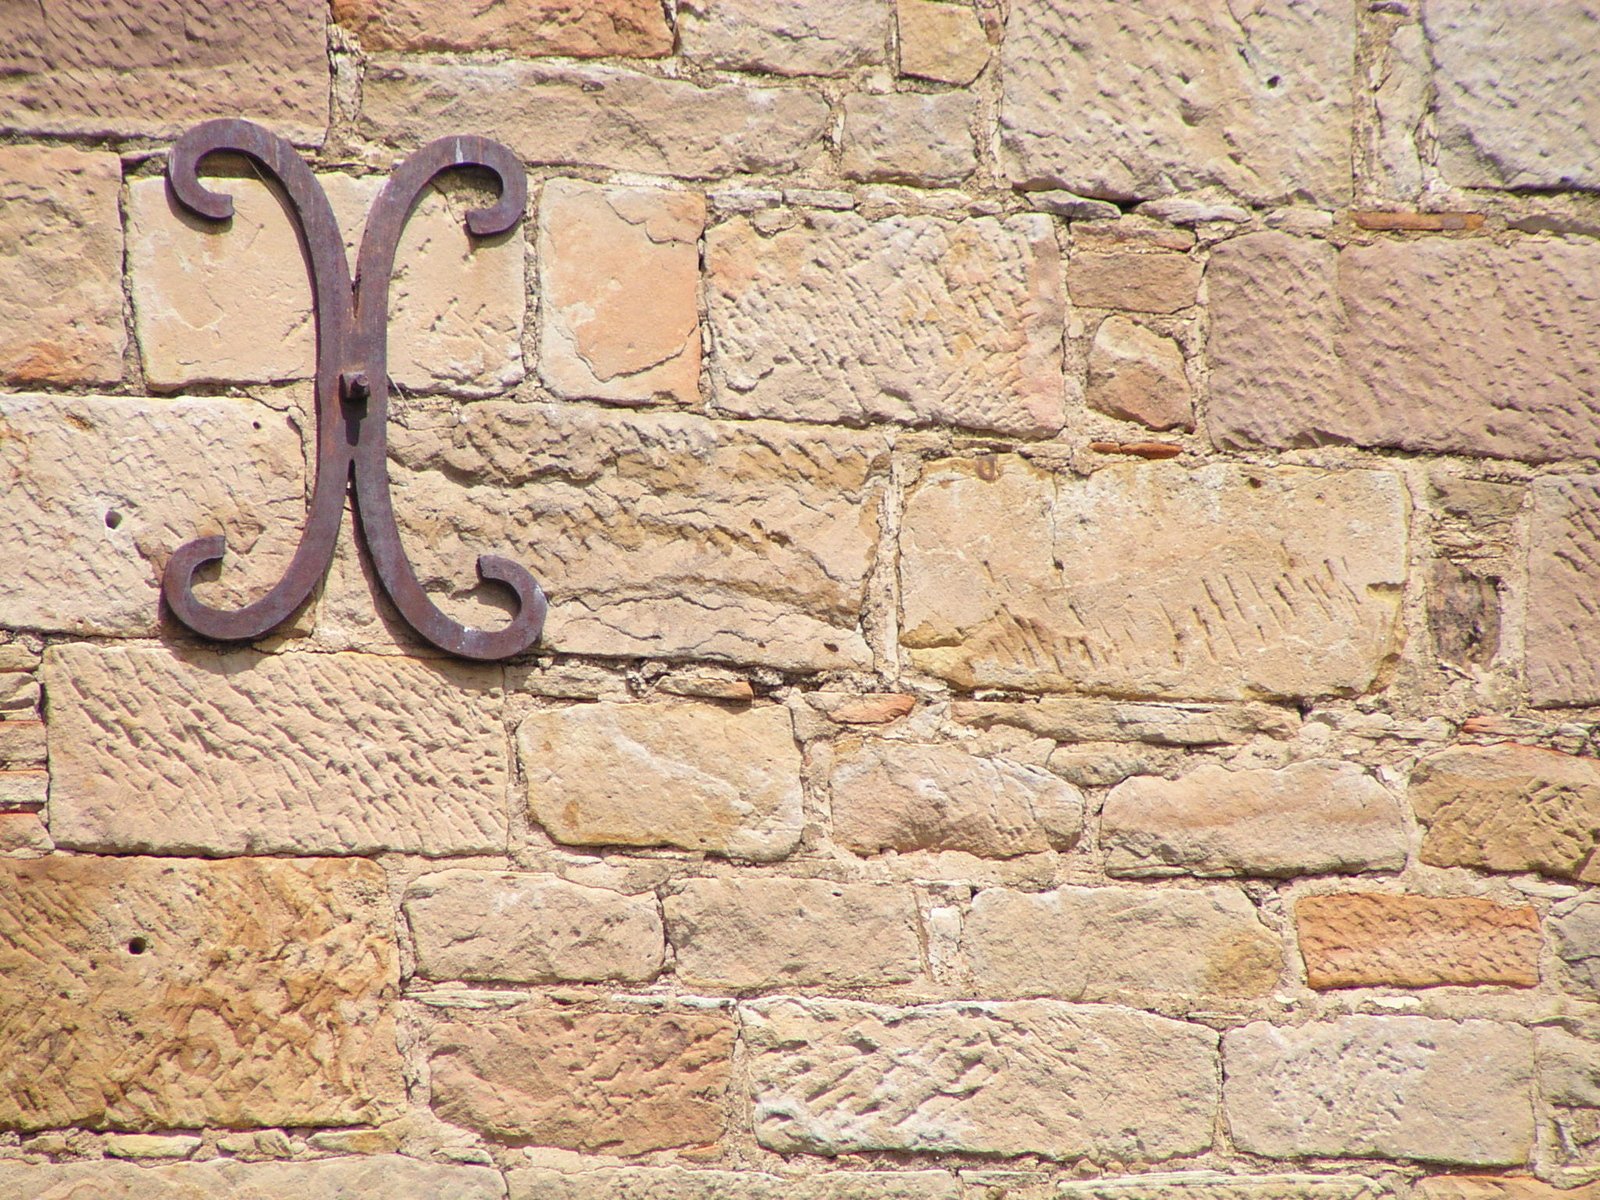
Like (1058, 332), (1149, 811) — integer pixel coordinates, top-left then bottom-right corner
(1247, 477), (1263, 489)
(252, 420), (261, 430)
(105, 510), (123, 529)
(1266, 75), (1282, 89)
(127, 936), (148, 955)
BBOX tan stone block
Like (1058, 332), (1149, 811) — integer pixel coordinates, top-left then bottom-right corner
(1295, 893), (1540, 989)
(804, 692), (916, 725)
(664, 877), (923, 989)
(1418, 1179), (1600, 1200)
(829, 739), (1083, 858)
(334, 0), (672, 56)
(1410, 743), (1600, 882)
(1087, 316), (1194, 431)
(0, 0), (328, 143)
(680, 0), (890, 75)
(0, 673), (38, 716)
(966, 885), (1280, 1000)
(1529, 476), (1600, 706)
(538, 180), (704, 405)
(0, 146), (124, 385)
(1068, 252), (1201, 313)
(900, 458), (1407, 699)
(0, 1157), (504, 1198)
(0, 811), (50, 855)
(1551, 899), (1600, 996)
(745, 997), (1218, 1159)
(104, 1133), (202, 1160)
(1001, 0), (1353, 205)
(952, 698), (1298, 745)
(46, 644), (506, 856)
(430, 1008), (735, 1152)
(1223, 1016), (1534, 1164)
(0, 393), (304, 637)
(406, 869), (664, 984)
(0, 724), (46, 768)
(362, 61), (828, 179)
(519, 702), (802, 861)
(0, 646), (40, 673)
(0, 855), (401, 1130)
(841, 92), (978, 186)
(897, 0), (990, 85)
(509, 1165), (963, 1200)
(1102, 762), (1407, 878)
(708, 212), (1066, 435)
(1056, 1175), (1383, 1200)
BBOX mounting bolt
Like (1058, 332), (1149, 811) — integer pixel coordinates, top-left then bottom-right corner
(341, 371), (371, 404)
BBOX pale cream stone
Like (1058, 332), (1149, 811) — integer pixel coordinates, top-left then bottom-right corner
(952, 698), (1298, 745)
(1087, 316), (1194, 431)
(1295, 893), (1540, 989)
(841, 92), (979, 186)
(0, 723), (45, 768)
(679, 0), (890, 75)
(0, 1157), (504, 1198)
(1529, 476), (1600, 706)
(1056, 1175), (1383, 1200)
(333, 0), (673, 56)
(897, 0), (989, 85)
(1418, 1178), (1600, 1200)
(104, 1133), (202, 1159)
(509, 1165), (962, 1200)
(0, 673), (38, 715)
(1551, 899), (1600, 996)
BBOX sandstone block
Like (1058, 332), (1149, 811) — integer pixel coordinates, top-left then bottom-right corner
(745, 997), (1218, 1160)
(1551, 900), (1600, 995)
(829, 739), (1084, 858)
(1295, 893), (1540, 989)
(964, 885), (1280, 999)
(519, 702), (802, 861)
(953, 698), (1298, 745)
(0, 1157), (503, 1198)
(430, 1008), (734, 1153)
(1087, 316), (1194, 431)
(897, 0), (990, 84)
(0, 723), (45, 768)
(1068, 252), (1201, 313)
(509, 1165), (962, 1200)
(900, 458), (1407, 698)
(841, 92), (979, 186)
(1223, 1016), (1535, 1164)
(104, 1133), (202, 1159)
(0, 856), (401, 1130)
(1056, 1175), (1383, 1200)
(1529, 476), (1600, 706)
(680, 0), (890, 75)
(46, 644), (506, 856)
(805, 692), (916, 725)
(406, 870), (664, 985)
(0, 673), (38, 716)
(538, 180), (704, 405)
(0, 811), (50, 854)
(334, 0), (672, 56)
(707, 212), (1066, 435)
(664, 877), (923, 989)
(0, 393), (304, 637)
(1418, 1179), (1600, 1200)
(1001, 0), (1353, 205)
(1101, 761), (1407, 878)
(1410, 744), (1600, 882)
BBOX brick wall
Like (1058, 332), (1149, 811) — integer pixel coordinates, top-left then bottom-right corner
(2, 1), (1600, 1197)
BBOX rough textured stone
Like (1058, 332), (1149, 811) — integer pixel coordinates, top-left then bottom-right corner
(0, 1156), (503, 1198)
(104, 1133), (202, 1159)
(406, 870), (664, 985)
(0, 811), (50, 854)
(680, 0), (890, 75)
(897, 0), (990, 84)
(1529, 477), (1600, 706)
(1087, 316), (1194, 431)
(510, 1166), (962, 1200)
(1223, 1017), (1535, 1164)
(519, 702), (802, 861)
(953, 698), (1298, 745)
(0, 393), (304, 637)
(900, 458), (1408, 699)
(708, 212), (1066, 435)
(1424, 0), (1600, 190)
(128, 174), (524, 393)
(1001, 0), (1353, 205)
(841, 92), (979, 186)
(538, 180), (704, 405)
(0, 146), (124, 385)
(965, 885), (1280, 999)
(430, 1008), (735, 1153)
(1417, 1179), (1600, 1200)
(1207, 234), (1600, 462)
(806, 693), (917, 725)
(1410, 744), (1600, 882)
(1552, 900), (1600, 995)
(334, 0), (672, 56)
(664, 877), (924, 989)
(1056, 1176), (1382, 1200)
(1102, 762), (1407, 878)
(1295, 893), (1541, 989)
(829, 739), (1084, 858)
(0, 0), (328, 142)
(1069, 252), (1202, 313)
(0, 856), (401, 1130)
(0, 723), (45, 768)
(746, 998), (1217, 1160)
(46, 644), (506, 856)
(362, 61), (829, 179)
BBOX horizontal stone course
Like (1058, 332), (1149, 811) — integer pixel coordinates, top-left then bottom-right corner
(333, 0), (673, 55)
(680, 0), (890, 75)
(0, 1157), (504, 1198)
(509, 1165), (962, 1200)
(1054, 1175), (1383, 1200)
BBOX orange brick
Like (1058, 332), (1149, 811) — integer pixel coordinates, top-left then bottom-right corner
(1297, 893), (1540, 989)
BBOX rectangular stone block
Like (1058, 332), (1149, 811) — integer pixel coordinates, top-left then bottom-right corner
(509, 1165), (962, 1200)
(1068, 252), (1201, 313)
(840, 92), (979, 186)
(0, 811), (50, 854)
(0, 723), (46, 768)
(46, 644), (506, 856)
(1529, 476), (1600, 706)
(708, 211), (1066, 436)
(1056, 1175), (1383, 1200)
(0, 1157), (503, 1198)
(680, 0), (890, 75)
(900, 458), (1407, 699)
(0, 856), (401, 1130)
(1417, 1180), (1600, 1200)
(0, 770), (48, 809)
(897, 0), (990, 85)
(952, 698), (1298, 746)
(1295, 893), (1540, 989)
(333, 0), (673, 55)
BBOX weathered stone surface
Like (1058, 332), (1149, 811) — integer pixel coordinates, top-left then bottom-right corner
(953, 698), (1298, 745)
(1001, 0), (1353, 205)
(0, 1156), (503, 1198)
(964, 885), (1280, 999)
(1223, 1017), (1535, 1164)
(129, 174), (524, 393)
(829, 739), (1084, 858)
(1417, 1178), (1600, 1200)
(1087, 316), (1194, 431)
(1549, 899), (1600, 996)
(1101, 762), (1407, 878)
(430, 1008), (735, 1152)
(1056, 1175), (1382, 1200)
(510, 1166), (962, 1200)
(0, 855), (401, 1130)
(406, 870), (664, 985)
(1529, 477), (1600, 706)
(0, 723), (45, 768)
(0, 393), (304, 636)
(1207, 233), (1600, 462)
(806, 692), (916, 725)
(46, 645), (506, 856)
(538, 180), (704, 405)
(0, 0), (328, 142)
(708, 212), (1066, 435)
(334, 0), (672, 56)
(1424, 0), (1600, 190)
(1295, 893), (1541, 989)
(362, 61), (829, 179)
(0, 673), (38, 716)
(900, 458), (1408, 699)
(519, 702), (802, 861)
(841, 92), (978, 186)
(104, 1133), (201, 1159)
(1410, 744), (1600, 882)
(897, 0), (989, 84)
(664, 877), (923, 989)
(0, 811), (50, 854)
(746, 997), (1218, 1160)
(1069, 252), (1201, 313)
(0, 146), (124, 385)
(680, 0), (890, 75)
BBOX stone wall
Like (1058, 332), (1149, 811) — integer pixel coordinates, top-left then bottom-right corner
(2, 1), (1600, 1197)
